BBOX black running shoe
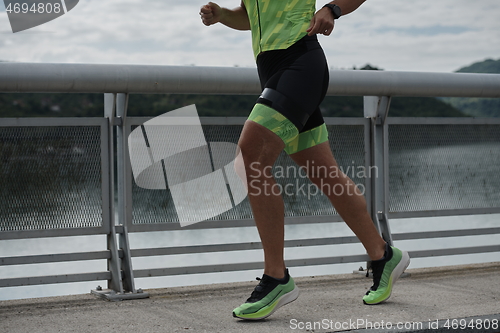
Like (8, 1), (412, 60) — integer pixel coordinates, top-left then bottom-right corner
(232, 269), (299, 320)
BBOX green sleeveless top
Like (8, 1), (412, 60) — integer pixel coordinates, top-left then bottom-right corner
(242, 0), (316, 59)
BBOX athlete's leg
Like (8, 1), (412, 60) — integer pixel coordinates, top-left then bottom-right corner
(233, 36), (329, 320)
(233, 118), (302, 320)
(237, 119), (287, 279)
(236, 36), (328, 279)
(289, 141), (386, 261)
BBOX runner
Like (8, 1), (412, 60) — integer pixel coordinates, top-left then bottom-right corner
(200, 0), (410, 320)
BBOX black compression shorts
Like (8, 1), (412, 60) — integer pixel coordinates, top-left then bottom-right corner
(248, 34), (330, 154)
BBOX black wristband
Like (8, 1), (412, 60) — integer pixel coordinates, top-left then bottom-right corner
(323, 4), (342, 19)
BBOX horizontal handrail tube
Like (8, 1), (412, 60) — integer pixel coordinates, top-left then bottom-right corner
(1, 63), (500, 97)
(393, 227), (500, 241)
(387, 118), (500, 125)
(130, 236), (361, 257)
(0, 272), (111, 288)
(134, 262), (264, 278)
(0, 117), (106, 127)
(0, 251), (112, 266)
(134, 245), (499, 279)
(130, 228), (500, 258)
(286, 254), (370, 267)
(133, 254), (370, 278)
(131, 243), (263, 257)
(0, 227), (109, 240)
(127, 117), (368, 126)
(389, 208), (500, 220)
(128, 215), (344, 232)
(408, 245), (500, 259)
(0, 63), (260, 95)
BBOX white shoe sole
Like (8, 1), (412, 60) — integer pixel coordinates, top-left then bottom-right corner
(364, 250), (411, 305)
(392, 251), (411, 284)
(236, 286), (300, 320)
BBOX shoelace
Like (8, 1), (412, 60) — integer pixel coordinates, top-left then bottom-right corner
(247, 276), (276, 303)
(247, 277), (265, 301)
(368, 260), (384, 292)
(366, 244), (391, 294)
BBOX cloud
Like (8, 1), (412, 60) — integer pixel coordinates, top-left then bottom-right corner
(0, 0), (498, 72)
(375, 25), (476, 37)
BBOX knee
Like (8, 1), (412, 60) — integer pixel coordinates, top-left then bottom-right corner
(233, 141), (270, 184)
(237, 121), (282, 172)
(237, 134), (259, 162)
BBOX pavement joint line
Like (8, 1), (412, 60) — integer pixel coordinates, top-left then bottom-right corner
(0, 262), (498, 333)
(338, 314), (500, 333)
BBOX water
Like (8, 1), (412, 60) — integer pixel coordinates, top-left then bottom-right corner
(1, 136), (499, 301)
(0, 213), (499, 301)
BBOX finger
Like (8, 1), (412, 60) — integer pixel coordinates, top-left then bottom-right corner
(324, 22), (335, 35)
(201, 16), (214, 25)
(321, 25), (331, 35)
(201, 17), (213, 25)
(315, 20), (334, 35)
(309, 17), (331, 36)
(200, 5), (212, 14)
(306, 16), (316, 34)
(201, 12), (213, 19)
(200, 12), (213, 20)
(207, 2), (219, 13)
(308, 22), (320, 35)
(310, 22), (325, 36)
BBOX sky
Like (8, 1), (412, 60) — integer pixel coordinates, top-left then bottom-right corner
(0, 0), (499, 72)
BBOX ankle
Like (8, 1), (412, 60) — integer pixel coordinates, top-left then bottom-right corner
(368, 242), (388, 261)
(264, 268), (287, 280)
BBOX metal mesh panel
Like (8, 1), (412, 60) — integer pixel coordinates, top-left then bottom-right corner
(201, 125), (251, 221)
(389, 124), (500, 212)
(131, 125), (250, 224)
(131, 124), (366, 224)
(276, 125), (366, 217)
(0, 126), (102, 231)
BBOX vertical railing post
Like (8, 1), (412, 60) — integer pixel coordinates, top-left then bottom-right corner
(92, 93), (148, 301)
(364, 96), (393, 245)
(115, 93), (142, 294)
(102, 93), (124, 294)
(363, 117), (372, 220)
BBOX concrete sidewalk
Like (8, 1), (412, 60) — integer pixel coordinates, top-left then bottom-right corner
(1, 262), (499, 333)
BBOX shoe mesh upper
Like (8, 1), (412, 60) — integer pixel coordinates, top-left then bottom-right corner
(368, 245), (393, 292)
(246, 272), (289, 303)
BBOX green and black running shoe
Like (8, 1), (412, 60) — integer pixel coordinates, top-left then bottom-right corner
(233, 269), (299, 320)
(363, 244), (410, 305)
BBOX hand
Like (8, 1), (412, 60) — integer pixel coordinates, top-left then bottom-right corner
(200, 2), (223, 26)
(307, 7), (335, 36)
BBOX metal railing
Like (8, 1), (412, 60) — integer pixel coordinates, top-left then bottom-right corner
(1, 63), (500, 300)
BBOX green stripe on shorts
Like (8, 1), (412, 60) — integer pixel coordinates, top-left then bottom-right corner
(248, 103), (299, 145)
(284, 123), (328, 155)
